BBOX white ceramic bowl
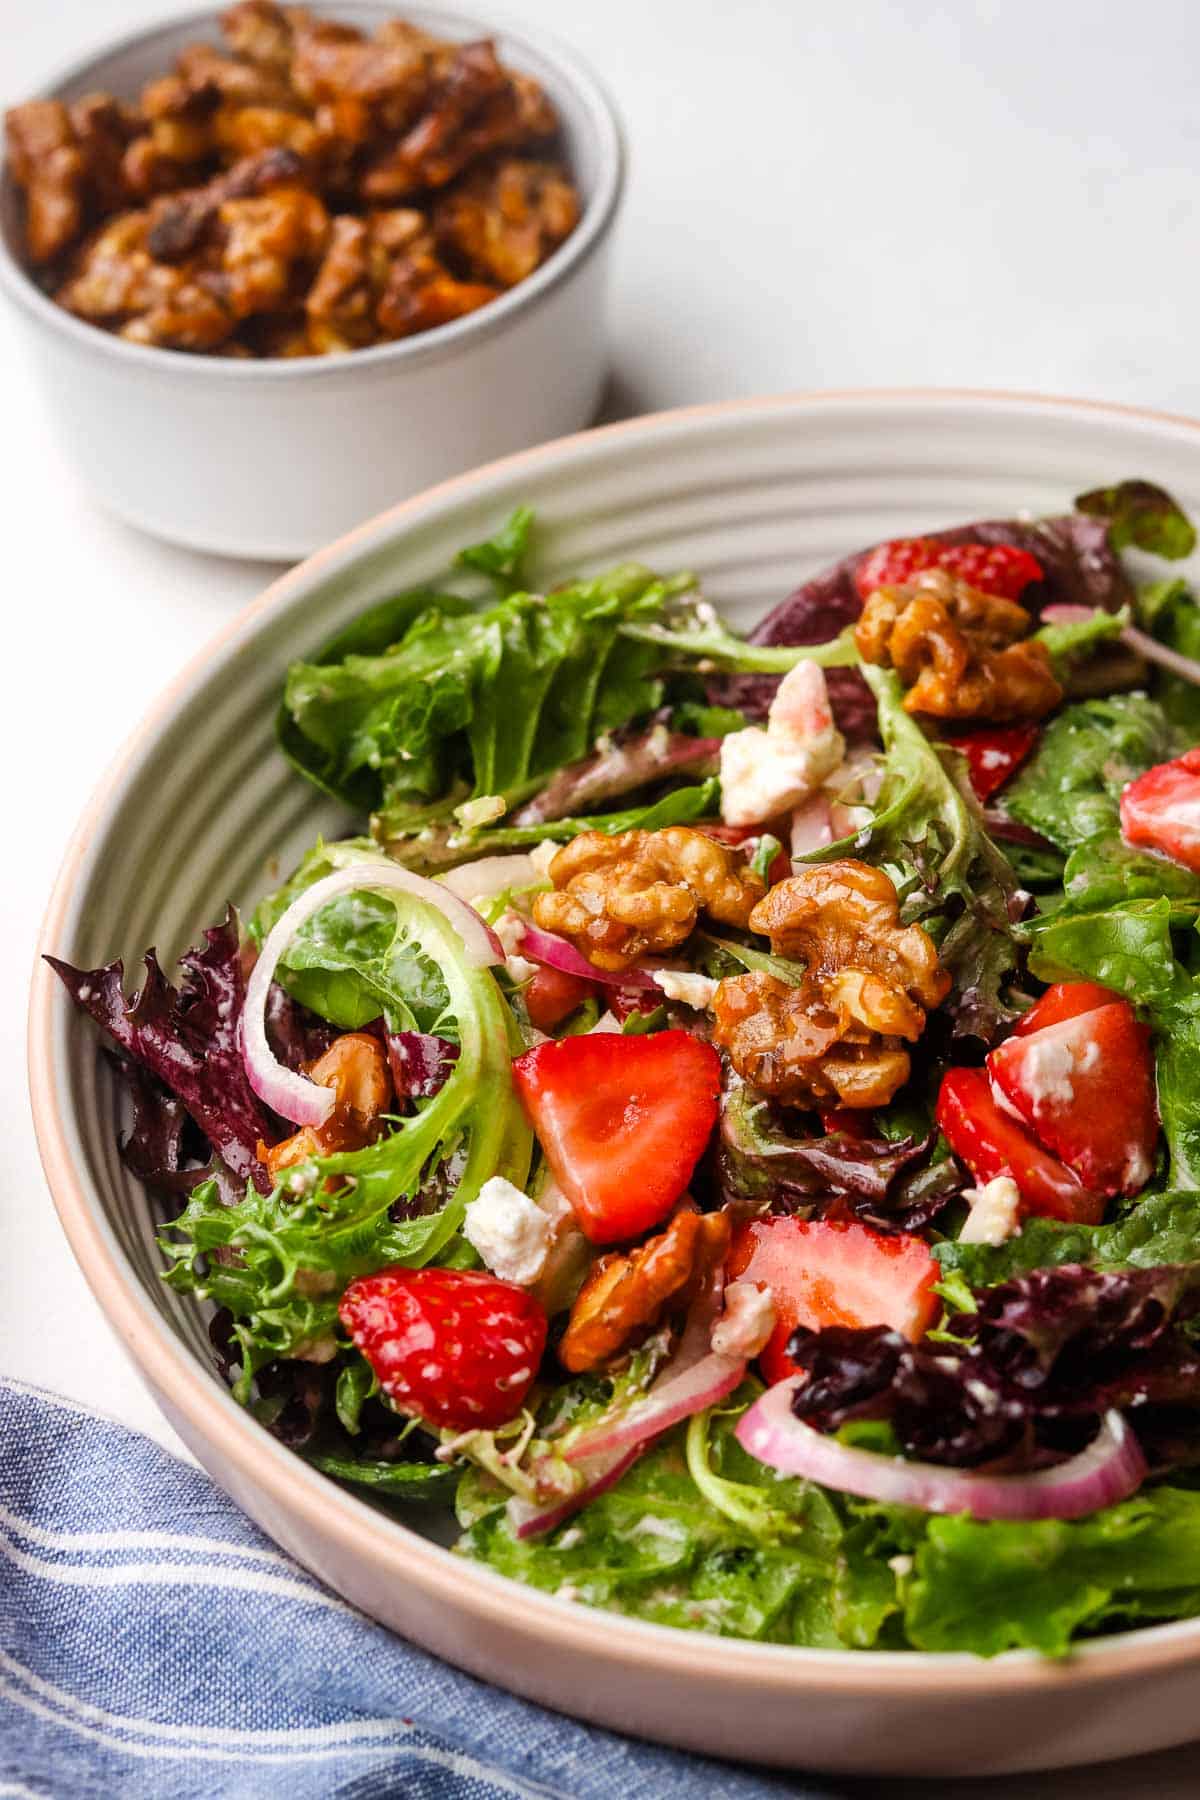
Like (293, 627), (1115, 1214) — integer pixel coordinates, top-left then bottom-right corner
(0, 4), (623, 560)
(29, 391), (1200, 1777)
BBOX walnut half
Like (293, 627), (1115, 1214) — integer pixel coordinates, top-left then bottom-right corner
(559, 1208), (732, 1374)
(261, 1031), (392, 1180)
(711, 860), (948, 1109)
(855, 568), (1062, 722)
(532, 826), (765, 973)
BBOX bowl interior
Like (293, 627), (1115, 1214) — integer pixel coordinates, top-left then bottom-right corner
(0, 2), (617, 327)
(35, 389), (1200, 1668)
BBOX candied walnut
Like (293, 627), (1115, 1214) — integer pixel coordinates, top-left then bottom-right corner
(208, 187), (329, 318)
(213, 104), (319, 161)
(361, 40), (555, 200)
(179, 35), (298, 107)
(711, 861), (949, 1109)
(56, 212), (234, 350)
(289, 15), (433, 132)
(532, 826), (766, 974)
(139, 71), (223, 165)
(374, 236), (498, 337)
(5, 101), (88, 263)
(261, 1031), (393, 1179)
(855, 568), (1063, 723)
(6, 5), (579, 358)
(219, 1), (302, 76)
(146, 145), (307, 260)
(69, 94), (140, 211)
(305, 208), (425, 349)
(559, 1209), (732, 1374)
(434, 157), (580, 286)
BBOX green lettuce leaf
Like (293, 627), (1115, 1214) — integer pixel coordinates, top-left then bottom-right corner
(454, 506), (534, 594)
(282, 551), (695, 837)
(306, 1451), (457, 1503)
(249, 840), (451, 1033)
(382, 779), (722, 870)
(1137, 578), (1200, 737)
(457, 1391), (851, 1644)
(1007, 695), (1181, 852)
(163, 850), (531, 1392)
(1006, 696), (1199, 912)
(1075, 480), (1197, 561)
(936, 1189), (1200, 1287)
(460, 1383), (1200, 1657)
(1034, 604), (1129, 675)
(905, 1486), (1200, 1655)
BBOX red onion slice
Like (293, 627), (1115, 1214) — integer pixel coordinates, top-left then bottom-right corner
(518, 923), (660, 992)
(507, 1446), (641, 1540)
(790, 792), (833, 856)
(559, 1272), (744, 1465)
(561, 1350), (746, 1466)
(736, 1380), (1146, 1521)
(244, 860), (503, 1127)
(1040, 603), (1096, 626)
(1042, 603), (1200, 690)
(438, 853), (544, 903)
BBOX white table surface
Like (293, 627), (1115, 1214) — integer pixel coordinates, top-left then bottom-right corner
(4, 1), (1200, 1791)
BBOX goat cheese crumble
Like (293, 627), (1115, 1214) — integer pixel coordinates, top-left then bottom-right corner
(719, 662), (845, 828)
(711, 1280), (777, 1359)
(651, 969), (719, 1009)
(463, 1177), (553, 1286)
(1019, 1033), (1079, 1110)
(959, 1175), (1023, 1246)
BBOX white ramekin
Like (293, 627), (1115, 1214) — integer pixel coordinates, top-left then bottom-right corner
(0, 4), (624, 559)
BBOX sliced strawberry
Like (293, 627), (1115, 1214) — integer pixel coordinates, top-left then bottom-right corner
(523, 964), (599, 1033)
(511, 1030), (721, 1244)
(855, 538), (1043, 603)
(933, 542), (1045, 600)
(339, 1266), (547, 1432)
(943, 722), (1040, 802)
(935, 1066), (1103, 1225)
(855, 537), (942, 600)
(727, 1216), (939, 1385)
(1120, 747), (1200, 874)
(988, 1003), (1157, 1198)
(1013, 980), (1119, 1037)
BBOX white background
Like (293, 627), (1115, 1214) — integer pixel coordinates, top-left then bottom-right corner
(4, 1), (1200, 1791)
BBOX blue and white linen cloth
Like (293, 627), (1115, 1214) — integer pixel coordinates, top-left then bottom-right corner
(0, 1379), (837, 1799)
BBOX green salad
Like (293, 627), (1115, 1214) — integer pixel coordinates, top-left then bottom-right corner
(53, 481), (1200, 1658)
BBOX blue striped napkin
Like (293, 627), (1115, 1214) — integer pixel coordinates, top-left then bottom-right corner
(0, 1378), (837, 1799)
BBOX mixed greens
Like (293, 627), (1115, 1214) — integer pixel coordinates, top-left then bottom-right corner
(53, 482), (1200, 1660)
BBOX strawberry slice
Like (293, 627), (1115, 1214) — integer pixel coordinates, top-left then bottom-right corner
(936, 1066), (1103, 1224)
(727, 1216), (939, 1385)
(1120, 747), (1200, 874)
(522, 964), (599, 1032)
(339, 1267), (547, 1431)
(511, 1030), (721, 1244)
(988, 1003), (1157, 1197)
(855, 538), (1044, 603)
(942, 722), (1040, 802)
(934, 542), (1045, 600)
(1013, 980), (1120, 1036)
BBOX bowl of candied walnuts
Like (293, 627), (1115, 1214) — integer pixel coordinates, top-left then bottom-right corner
(0, 2), (622, 558)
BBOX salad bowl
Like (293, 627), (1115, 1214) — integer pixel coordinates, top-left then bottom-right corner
(28, 388), (1200, 1777)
